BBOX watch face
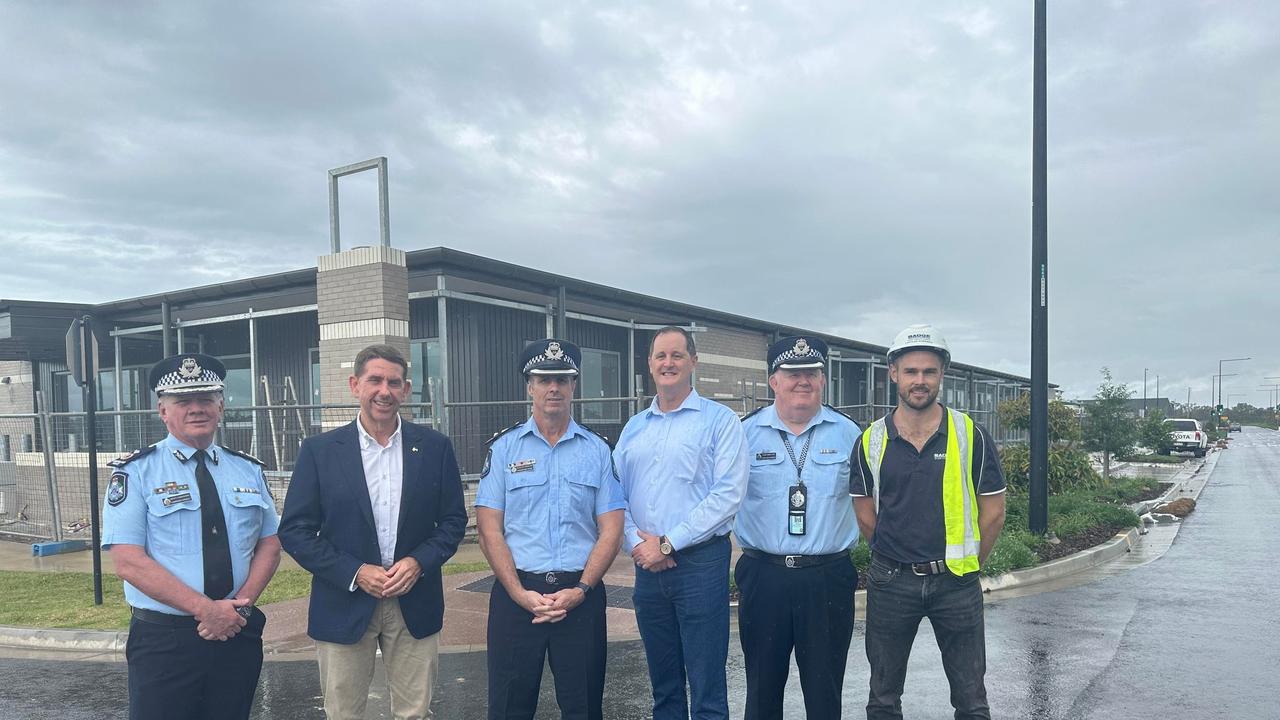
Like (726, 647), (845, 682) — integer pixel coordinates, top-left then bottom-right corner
(660, 538), (673, 555)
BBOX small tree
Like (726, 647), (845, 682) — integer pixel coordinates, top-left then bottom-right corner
(997, 394), (1082, 447)
(1082, 368), (1137, 480)
(1138, 409), (1174, 455)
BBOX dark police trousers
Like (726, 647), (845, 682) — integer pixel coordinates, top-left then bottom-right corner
(734, 552), (858, 720)
(126, 607), (267, 720)
(487, 571), (607, 720)
(864, 554), (990, 720)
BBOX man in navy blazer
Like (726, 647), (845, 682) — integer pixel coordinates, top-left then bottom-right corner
(280, 344), (466, 720)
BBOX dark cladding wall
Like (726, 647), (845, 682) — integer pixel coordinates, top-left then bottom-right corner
(446, 299), (545, 473)
(566, 318), (630, 446)
(408, 298), (439, 339)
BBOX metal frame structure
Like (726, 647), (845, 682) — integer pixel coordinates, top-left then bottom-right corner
(329, 157), (391, 253)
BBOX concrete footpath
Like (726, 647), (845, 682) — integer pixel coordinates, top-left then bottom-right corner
(0, 453), (1212, 658)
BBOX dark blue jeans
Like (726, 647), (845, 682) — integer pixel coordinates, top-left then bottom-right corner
(633, 535), (731, 720)
(864, 554), (990, 720)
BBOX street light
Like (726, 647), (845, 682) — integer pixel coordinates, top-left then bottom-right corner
(1217, 357), (1250, 408)
(1143, 368), (1148, 417)
(1213, 373), (1238, 408)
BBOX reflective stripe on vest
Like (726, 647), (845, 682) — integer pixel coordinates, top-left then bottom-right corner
(861, 407), (981, 576)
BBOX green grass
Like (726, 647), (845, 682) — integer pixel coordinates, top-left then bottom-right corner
(1, 560), (494, 631)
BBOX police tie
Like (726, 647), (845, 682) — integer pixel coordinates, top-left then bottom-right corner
(193, 449), (233, 600)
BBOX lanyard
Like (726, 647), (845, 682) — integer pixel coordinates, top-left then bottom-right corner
(778, 428), (813, 486)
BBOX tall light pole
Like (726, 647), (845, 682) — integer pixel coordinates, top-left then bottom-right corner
(1143, 368), (1148, 417)
(1217, 357), (1250, 408)
(1028, 0), (1049, 536)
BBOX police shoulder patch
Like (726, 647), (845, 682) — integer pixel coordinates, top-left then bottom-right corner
(222, 447), (265, 467)
(480, 449), (492, 479)
(106, 444), (158, 469)
(484, 421), (524, 447)
(578, 423), (614, 450)
(107, 472), (129, 506)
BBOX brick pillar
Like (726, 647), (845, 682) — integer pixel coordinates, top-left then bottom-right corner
(316, 246), (409, 427)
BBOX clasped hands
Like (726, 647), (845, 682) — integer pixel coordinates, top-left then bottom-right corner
(356, 557), (423, 599)
(633, 530), (676, 573)
(196, 597), (251, 642)
(515, 585), (586, 624)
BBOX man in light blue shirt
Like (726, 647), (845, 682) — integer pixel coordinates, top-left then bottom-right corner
(614, 326), (749, 720)
(476, 339), (626, 720)
(102, 353), (281, 720)
(735, 335), (861, 720)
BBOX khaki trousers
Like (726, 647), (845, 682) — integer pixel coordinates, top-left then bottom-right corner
(316, 598), (440, 720)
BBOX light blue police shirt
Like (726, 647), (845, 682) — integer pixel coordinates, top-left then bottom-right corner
(735, 404), (861, 556)
(101, 434), (280, 614)
(475, 417), (627, 574)
(613, 389), (749, 552)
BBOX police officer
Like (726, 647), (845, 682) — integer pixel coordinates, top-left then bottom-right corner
(475, 339), (626, 720)
(102, 353), (282, 720)
(852, 325), (1006, 720)
(735, 336), (862, 720)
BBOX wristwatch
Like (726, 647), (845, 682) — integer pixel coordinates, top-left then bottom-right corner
(574, 581), (593, 595)
(659, 535), (674, 556)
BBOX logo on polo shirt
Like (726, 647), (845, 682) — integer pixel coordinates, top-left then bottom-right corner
(933, 452), (946, 461)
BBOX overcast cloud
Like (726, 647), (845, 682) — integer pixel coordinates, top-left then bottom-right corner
(1, 1), (1277, 402)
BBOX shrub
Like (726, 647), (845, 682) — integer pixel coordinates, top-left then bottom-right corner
(999, 444), (1102, 494)
(849, 538), (871, 574)
(983, 530), (1040, 576)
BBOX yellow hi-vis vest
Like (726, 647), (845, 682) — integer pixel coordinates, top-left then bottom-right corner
(861, 407), (981, 576)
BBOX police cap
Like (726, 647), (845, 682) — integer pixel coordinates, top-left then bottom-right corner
(768, 335), (827, 373)
(149, 354), (227, 396)
(520, 339), (581, 377)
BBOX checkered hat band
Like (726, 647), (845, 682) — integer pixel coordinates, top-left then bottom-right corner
(156, 369), (223, 392)
(771, 349), (823, 370)
(522, 353), (580, 374)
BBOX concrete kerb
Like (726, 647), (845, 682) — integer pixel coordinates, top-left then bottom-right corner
(0, 452), (1221, 653)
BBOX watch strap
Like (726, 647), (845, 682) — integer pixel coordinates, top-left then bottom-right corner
(574, 581), (592, 595)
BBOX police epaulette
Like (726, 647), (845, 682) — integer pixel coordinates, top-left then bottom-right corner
(578, 423), (614, 450)
(824, 404), (857, 423)
(484, 421), (524, 446)
(107, 444), (158, 468)
(223, 447), (265, 467)
(740, 406), (766, 423)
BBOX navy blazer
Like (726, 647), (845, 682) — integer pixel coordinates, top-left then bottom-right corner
(279, 419), (467, 644)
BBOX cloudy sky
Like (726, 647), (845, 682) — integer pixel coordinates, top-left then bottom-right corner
(1, 1), (1276, 402)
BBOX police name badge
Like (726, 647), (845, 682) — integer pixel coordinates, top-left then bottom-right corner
(508, 459), (536, 473)
(787, 484), (807, 536)
(163, 492), (193, 507)
(755, 451), (777, 461)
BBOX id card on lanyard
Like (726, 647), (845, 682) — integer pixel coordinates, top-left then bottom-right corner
(780, 429), (813, 536)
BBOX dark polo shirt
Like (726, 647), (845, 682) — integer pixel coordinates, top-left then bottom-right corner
(850, 405), (1005, 564)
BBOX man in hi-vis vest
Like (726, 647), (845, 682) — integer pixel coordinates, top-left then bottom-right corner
(851, 324), (1006, 720)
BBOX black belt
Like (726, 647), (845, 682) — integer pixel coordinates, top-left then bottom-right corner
(677, 534), (729, 555)
(517, 569), (583, 587)
(741, 548), (848, 569)
(131, 607), (198, 627)
(875, 554), (950, 576)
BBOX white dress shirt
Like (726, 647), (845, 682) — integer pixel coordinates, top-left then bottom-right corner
(357, 413), (404, 569)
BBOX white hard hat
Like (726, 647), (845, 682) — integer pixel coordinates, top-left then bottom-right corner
(887, 324), (951, 365)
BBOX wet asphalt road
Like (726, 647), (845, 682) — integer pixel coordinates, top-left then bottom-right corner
(4, 428), (1279, 719)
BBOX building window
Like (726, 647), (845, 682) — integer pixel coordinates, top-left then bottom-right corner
(410, 339), (443, 406)
(578, 347), (621, 423)
(221, 355), (253, 408)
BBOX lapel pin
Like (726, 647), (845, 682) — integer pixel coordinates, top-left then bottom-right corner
(411, 446), (419, 453)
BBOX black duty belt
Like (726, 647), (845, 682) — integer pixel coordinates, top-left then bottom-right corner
(517, 569), (583, 587)
(741, 548), (847, 569)
(131, 607), (198, 627)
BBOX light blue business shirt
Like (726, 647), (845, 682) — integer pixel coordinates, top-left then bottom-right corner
(101, 434), (280, 614)
(613, 389), (749, 552)
(735, 404), (861, 555)
(475, 417), (627, 574)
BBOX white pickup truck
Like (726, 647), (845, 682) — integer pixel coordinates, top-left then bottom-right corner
(1164, 418), (1208, 457)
